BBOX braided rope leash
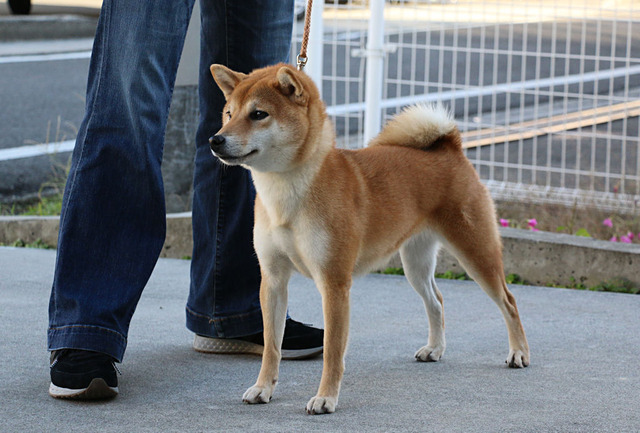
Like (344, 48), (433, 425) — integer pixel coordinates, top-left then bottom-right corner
(297, 0), (314, 71)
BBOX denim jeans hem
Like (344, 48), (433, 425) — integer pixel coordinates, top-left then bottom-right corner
(185, 305), (263, 339)
(48, 324), (127, 362)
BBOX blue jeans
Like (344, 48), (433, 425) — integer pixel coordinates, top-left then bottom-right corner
(48, 0), (294, 362)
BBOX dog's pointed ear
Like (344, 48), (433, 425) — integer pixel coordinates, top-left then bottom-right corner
(276, 66), (308, 105)
(210, 64), (246, 100)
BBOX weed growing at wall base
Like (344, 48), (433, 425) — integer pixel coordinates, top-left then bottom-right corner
(379, 267), (638, 295)
(0, 239), (54, 249)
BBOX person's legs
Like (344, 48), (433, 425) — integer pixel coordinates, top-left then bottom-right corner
(48, 0), (196, 362)
(187, 0), (295, 338)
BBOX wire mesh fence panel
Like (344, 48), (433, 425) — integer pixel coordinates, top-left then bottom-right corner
(292, 0), (640, 213)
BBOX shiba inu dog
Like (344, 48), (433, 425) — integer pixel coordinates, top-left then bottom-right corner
(209, 63), (530, 414)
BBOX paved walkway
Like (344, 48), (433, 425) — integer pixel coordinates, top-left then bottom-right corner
(1, 247), (638, 432)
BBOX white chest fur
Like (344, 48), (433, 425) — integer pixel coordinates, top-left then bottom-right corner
(254, 207), (329, 281)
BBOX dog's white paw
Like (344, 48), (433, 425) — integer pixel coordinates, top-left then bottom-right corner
(305, 396), (337, 415)
(414, 345), (445, 362)
(242, 385), (273, 404)
(506, 349), (530, 368)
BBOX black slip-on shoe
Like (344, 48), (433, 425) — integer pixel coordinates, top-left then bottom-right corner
(193, 318), (324, 360)
(49, 349), (119, 400)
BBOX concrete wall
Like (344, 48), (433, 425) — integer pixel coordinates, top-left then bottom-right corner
(388, 227), (640, 288)
(2, 214), (639, 289)
(163, 85), (198, 213)
(162, 0), (200, 213)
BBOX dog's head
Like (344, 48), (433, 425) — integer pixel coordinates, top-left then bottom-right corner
(209, 63), (322, 172)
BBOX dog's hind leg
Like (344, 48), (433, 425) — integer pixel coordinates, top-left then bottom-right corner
(438, 214), (530, 368)
(400, 232), (446, 362)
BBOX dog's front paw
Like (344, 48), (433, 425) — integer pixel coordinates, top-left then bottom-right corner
(242, 385), (274, 404)
(306, 396), (337, 415)
(414, 345), (445, 362)
(506, 349), (530, 368)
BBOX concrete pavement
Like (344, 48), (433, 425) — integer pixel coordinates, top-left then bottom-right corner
(1, 247), (639, 432)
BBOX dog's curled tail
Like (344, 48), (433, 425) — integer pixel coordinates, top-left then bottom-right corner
(369, 103), (461, 151)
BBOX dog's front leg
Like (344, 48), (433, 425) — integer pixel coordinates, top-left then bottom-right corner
(243, 266), (291, 405)
(306, 280), (351, 415)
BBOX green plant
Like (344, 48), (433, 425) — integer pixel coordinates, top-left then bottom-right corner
(6, 116), (75, 217)
(378, 267), (404, 275)
(505, 273), (525, 284)
(574, 228), (591, 237)
(375, 267), (639, 294)
(21, 195), (64, 216)
(27, 149), (70, 216)
(590, 278), (639, 295)
(0, 202), (18, 216)
(435, 270), (470, 281)
(1, 238), (54, 249)
(378, 268), (470, 280)
(565, 276), (587, 290)
(548, 276), (639, 294)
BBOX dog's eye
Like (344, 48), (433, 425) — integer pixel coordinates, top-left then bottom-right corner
(225, 111), (232, 120)
(249, 110), (269, 121)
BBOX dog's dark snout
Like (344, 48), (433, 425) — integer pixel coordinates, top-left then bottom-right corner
(209, 135), (226, 151)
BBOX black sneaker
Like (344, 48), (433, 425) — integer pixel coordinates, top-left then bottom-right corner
(193, 318), (324, 360)
(49, 349), (119, 400)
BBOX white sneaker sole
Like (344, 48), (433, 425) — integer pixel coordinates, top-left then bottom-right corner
(49, 378), (118, 400)
(193, 335), (322, 360)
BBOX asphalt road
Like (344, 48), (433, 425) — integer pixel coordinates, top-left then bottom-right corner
(1, 52), (89, 150)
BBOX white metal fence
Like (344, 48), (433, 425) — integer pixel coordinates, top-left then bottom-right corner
(291, 0), (640, 213)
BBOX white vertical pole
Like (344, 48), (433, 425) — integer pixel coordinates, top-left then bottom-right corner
(363, 0), (385, 145)
(307, 0), (324, 95)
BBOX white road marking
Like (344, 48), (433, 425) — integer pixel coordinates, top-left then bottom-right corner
(0, 140), (75, 162)
(0, 51), (92, 64)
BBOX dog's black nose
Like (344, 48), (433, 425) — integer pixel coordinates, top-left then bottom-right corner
(209, 135), (226, 151)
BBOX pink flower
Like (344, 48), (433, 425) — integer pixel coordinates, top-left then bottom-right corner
(628, 232), (635, 240)
(499, 218), (509, 227)
(610, 236), (617, 242)
(602, 218), (613, 228)
(527, 218), (537, 229)
(620, 235), (632, 243)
